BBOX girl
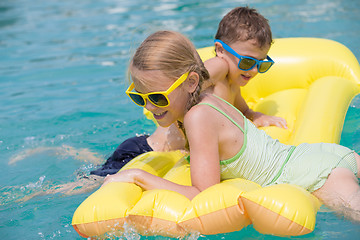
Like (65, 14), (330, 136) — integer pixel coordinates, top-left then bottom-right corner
(103, 30), (360, 222)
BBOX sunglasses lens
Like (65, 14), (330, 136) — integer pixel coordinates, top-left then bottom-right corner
(259, 62), (273, 73)
(239, 58), (256, 70)
(129, 94), (145, 106)
(149, 94), (169, 107)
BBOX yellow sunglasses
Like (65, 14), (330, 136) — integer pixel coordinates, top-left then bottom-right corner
(126, 72), (189, 107)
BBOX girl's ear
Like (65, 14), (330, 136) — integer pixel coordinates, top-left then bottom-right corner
(214, 41), (225, 57)
(185, 72), (199, 93)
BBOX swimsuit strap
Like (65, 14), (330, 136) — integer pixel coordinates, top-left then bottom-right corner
(185, 95), (247, 165)
(212, 94), (247, 118)
(197, 95), (247, 165)
(198, 95), (246, 133)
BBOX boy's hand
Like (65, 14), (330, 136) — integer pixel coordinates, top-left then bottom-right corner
(252, 112), (288, 129)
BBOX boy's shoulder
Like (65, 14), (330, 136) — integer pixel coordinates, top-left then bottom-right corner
(204, 56), (228, 69)
(204, 56), (229, 81)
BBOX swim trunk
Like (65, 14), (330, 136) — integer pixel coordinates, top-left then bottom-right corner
(274, 143), (358, 192)
(90, 135), (153, 176)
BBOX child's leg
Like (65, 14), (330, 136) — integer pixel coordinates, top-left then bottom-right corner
(8, 146), (62, 164)
(9, 145), (103, 165)
(16, 175), (103, 202)
(312, 152), (360, 222)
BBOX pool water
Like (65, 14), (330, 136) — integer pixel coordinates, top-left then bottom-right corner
(1, 0), (360, 239)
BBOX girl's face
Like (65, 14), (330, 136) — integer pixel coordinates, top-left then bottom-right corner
(220, 39), (270, 86)
(131, 70), (191, 127)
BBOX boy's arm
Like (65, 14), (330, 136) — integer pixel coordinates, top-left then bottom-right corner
(233, 89), (251, 116)
(204, 57), (228, 81)
(234, 91), (287, 129)
(204, 57), (232, 101)
(205, 57), (287, 129)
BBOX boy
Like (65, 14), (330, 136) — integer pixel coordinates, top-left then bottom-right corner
(205, 6), (287, 128)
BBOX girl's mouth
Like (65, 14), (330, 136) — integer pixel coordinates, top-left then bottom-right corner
(153, 111), (167, 120)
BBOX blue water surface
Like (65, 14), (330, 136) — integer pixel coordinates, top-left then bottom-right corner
(1, 0), (360, 239)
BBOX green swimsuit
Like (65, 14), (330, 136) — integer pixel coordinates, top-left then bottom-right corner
(195, 95), (358, 192)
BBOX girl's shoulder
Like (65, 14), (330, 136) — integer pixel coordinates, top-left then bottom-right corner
(184, 95), (221, 127)
(183, 98), (221, 141)
(184, 102), (212, 124)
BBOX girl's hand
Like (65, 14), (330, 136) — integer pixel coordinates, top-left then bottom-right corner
(252, 112), (288, 129)
(101, 169), (140, 187)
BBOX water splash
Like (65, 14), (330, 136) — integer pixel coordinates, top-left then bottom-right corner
(23, 175), (46, 189)
(0, 175), (48, 205)
(83, 221), (202, 240)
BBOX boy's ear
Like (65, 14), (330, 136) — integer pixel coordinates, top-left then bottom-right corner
(185, 72), (199, 93)
(214, 41), (225, 57)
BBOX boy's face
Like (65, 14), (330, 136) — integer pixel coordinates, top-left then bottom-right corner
(221, 39), (271, 86)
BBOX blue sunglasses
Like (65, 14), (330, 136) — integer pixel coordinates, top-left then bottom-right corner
(214, 39), (274, 73)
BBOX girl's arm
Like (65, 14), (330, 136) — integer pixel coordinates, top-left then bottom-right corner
(102, 168), (201, 199)
(102, 105), (222, 200)
(184, 104), (222, 191)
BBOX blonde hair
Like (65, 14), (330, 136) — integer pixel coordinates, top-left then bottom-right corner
(129, 30), (210, 109)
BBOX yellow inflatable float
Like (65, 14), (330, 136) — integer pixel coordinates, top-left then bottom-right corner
(72, 38), (360, 238)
